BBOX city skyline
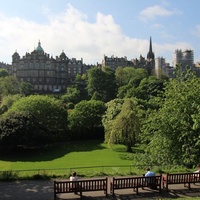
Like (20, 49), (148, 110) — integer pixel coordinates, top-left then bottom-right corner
(0, 0), (200, 65)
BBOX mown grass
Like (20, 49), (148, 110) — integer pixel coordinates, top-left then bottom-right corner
(0, 140), (196, 180)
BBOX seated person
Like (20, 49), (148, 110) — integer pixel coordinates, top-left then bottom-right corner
(144, 167), (157, 189)
(70, 171), (78, 181)
(145, 167), (155, 177)
(70, 172), (79, 194)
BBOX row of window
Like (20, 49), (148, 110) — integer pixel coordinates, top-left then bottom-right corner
(20, 77), (66, 83)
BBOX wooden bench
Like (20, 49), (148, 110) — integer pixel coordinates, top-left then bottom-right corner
(110, 175), (162, 196)
(162, 172), (200, 191)
(54, 177), (108, 200)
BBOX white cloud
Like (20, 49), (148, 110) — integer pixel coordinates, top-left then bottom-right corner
(138, 5), (181, 22)
(0, 4), (188, 66)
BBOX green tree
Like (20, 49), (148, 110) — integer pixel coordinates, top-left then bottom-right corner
(0, 94), (22, 115)
(0, 68), (9, 78)
(69, 100), (106, 139)
(0, 112), (49, 149)
(61, 86), (81, 104)
(115, 67), (148, 88)
(103, 99), (140, 152)
(143, 67), (200, 166)
(19, 82), (33, 96)
(87, 67), (117, 102)
(4, 95), (68, 140)
(0, 76), (19, 97)
(102, 99), (124, 143)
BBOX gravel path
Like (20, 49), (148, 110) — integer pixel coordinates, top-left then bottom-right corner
(0, 180), (200, 200)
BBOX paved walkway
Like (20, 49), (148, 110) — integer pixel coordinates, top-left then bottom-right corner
(0, 180), (200, 200)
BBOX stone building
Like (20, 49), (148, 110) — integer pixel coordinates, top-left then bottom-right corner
(101, 37), (155, 75)
(11, 41), (85, 93)
(101, 55), (133, 70)
(173, 49), (194, 68)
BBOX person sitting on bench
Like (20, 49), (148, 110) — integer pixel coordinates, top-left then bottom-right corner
(70, 171), (79, 194)
(145, 167), (157, 189)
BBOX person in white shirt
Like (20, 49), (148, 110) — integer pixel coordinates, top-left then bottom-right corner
(70, 172), (79, 194)
(70, 171), (78, 181)
(145, 167), (155, 177)
(144, 167), (157, 189)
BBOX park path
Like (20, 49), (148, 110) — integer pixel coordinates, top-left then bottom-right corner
(0, 179), (200, 200)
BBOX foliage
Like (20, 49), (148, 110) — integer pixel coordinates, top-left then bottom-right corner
(0, 112), (50, 149)
(142, 67), (200, 166)
(0, 94), (22, 115)
(103, 99), (140, 152)
(61, 86), (81, 104)
(19, 82), (33, 96)
(102, 99), (124, 143)
(114, 99), (140, 151)
(87, 66), (117, 102)
(0, 68), (9, 78)
(0, 76), (19, 97)
(117, 75), (165, 100)
(69, 100), (106, 139)
(3, 95), (68, 140)
(115, 67), (148, 88)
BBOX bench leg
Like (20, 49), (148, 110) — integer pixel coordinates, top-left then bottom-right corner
(80, 190), (82, 200)
(136, 187), (139, 195)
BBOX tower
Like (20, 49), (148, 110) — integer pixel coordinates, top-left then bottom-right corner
(146, 36), (155, 75)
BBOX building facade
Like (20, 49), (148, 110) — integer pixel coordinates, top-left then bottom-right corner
(173, 49), (194, 68)
(101, 55), (133, 70)
(101, 37), (155, 75)
(11, 41), (85, 93)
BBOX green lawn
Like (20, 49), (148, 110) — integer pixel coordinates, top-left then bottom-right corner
(0, 140), (196, 178)
(0, 140), (136, 177)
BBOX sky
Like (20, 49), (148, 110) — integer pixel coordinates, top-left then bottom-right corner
(0, 0), (200, 66)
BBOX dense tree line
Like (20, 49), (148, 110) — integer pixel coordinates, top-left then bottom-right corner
(0, 66), (200, 167)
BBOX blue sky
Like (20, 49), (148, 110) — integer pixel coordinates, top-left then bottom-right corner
(0, 0), (200, 65)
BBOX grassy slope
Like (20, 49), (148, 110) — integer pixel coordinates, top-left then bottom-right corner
(0, 140), (133, 171)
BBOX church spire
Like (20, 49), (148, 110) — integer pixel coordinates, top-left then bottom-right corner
(147, 36), (154, 60)
(149, 36), (152, 54)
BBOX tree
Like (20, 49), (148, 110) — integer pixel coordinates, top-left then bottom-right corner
(115, 67), (148, 88)
(0, 68), (9, 78)
(87, 67), (117, 102)
(103, 99), (140, 152)
(0, 76), (19, 97)
(0, 94), (22, 115)
(69, 100), (106, 139)
(142, 67), (200, 166)
(102, 99), (124, 143)
(19, 82), (33, 96)
(0, 112), (50, 149)
(4, 95), (68, 140)
(61, 86), (81, 104)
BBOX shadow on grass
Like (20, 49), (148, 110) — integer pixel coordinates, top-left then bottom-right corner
(0, 139), (106, 162)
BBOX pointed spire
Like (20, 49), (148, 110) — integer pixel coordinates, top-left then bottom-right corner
(149, 36), (152, 53)
(147, 36), (154, 60)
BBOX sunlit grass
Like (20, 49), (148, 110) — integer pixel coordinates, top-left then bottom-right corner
(0, 140), (196, 179)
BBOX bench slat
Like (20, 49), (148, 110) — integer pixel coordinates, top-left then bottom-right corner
(110, 175), (161, 196)
(163, 172), (200, 191)
(54, 177), (108, 200)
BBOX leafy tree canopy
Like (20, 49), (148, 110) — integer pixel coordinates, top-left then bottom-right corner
(142, 67), (200, 166)
(4, 95), (68, 138)
(0, 68), (9, 78)
(69, 100), (106, 139)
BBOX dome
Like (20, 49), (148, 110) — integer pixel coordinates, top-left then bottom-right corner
(35, 40), (44, 53)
